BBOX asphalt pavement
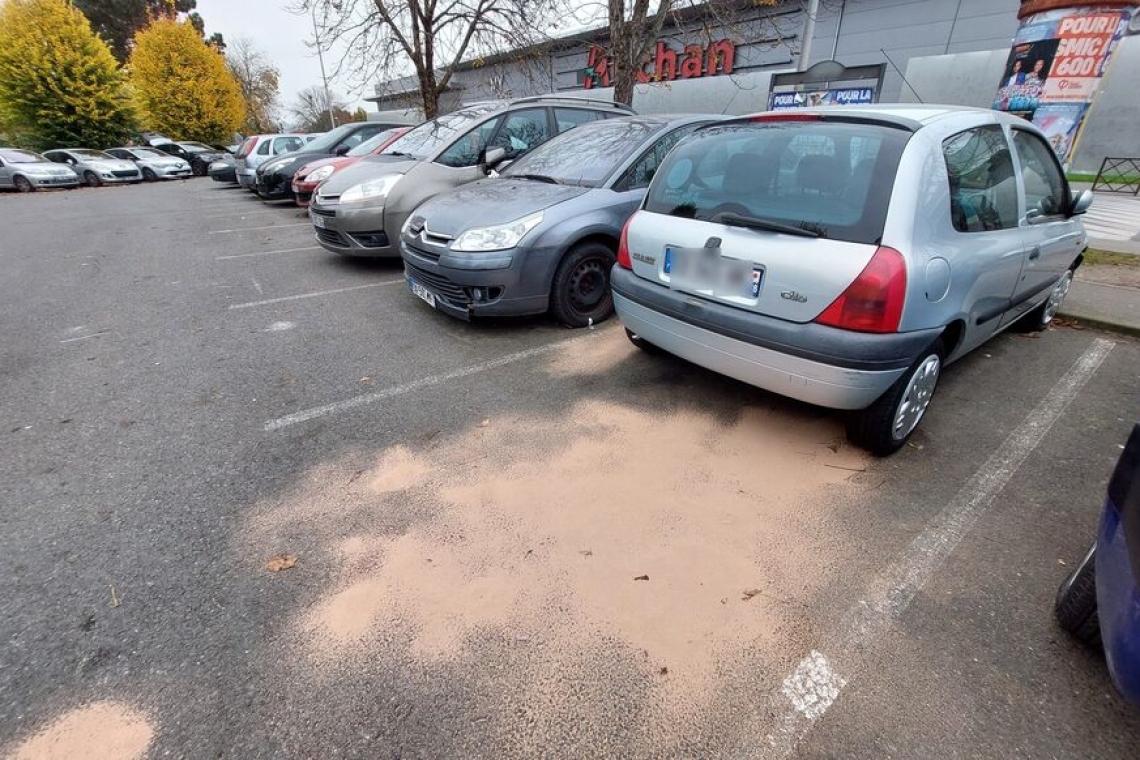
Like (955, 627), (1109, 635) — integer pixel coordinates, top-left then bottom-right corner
(2, 180), (1139, 758)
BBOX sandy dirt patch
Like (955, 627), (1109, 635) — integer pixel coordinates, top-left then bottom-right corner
(6, 701), (153, 760)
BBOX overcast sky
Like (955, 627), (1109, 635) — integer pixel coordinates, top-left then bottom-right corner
(195, 0), (367, 120)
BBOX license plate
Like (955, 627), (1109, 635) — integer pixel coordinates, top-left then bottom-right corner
(664, 246), (763, 298)
(409, 279), (436, 308)
(310, 212), (326, 229)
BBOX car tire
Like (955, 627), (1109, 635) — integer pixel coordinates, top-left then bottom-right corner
(13, 175), (34, 193)
(84, 171), (102, 188)
(1055, 544), (1099, 644)
(625, 328), (664, 355)
(846, 338), (944, 456)
(550, 242), (617, 328)
(1016, 268), (1074, 332)
(142, 168), (157, 182)
(192, 161), (206, 177)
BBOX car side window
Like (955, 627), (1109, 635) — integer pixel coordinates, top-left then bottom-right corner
(273, 137), (303, 154)
(942, 126), (1019, 233)
(554, 108), (602, 133)
(489, 109), (550, 159)
(615, 124), (702, 192)
(435, 116), (502, 168)
(339, 126), (382, 151)
(1011, 130), (1069, 220)
(257, 139), (273, 156)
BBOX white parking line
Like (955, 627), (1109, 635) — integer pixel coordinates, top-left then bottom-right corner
(60, 331), (110, 344)
(228, 279), (402, 310)
(216, 246), (321, 261)
(758, 337), (1115, 759)
(263, 333), (594, 431)
(209, 222), (310, 234)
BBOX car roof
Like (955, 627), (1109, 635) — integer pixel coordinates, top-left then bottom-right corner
(734, 103), (1016, 132)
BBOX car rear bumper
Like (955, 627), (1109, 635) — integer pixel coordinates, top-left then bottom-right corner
(611, 266), (942, 410)
(236, 168), (256, 188)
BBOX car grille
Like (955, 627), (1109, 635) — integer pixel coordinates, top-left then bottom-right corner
(295, 190), (313, 204)
(349, 231), (389, 249)
(404, 239), (441, 262)
(112, 170), (137, 178)
(310, 206), (336, 218)
(316, 228), (348, 247)
(404, 262), (467, 302)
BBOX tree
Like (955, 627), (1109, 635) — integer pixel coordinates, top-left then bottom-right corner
(300, 0), (561, 119)
(130, 18), (245, 143)
(289, 86), (352, 132)
(73, 0), (198, 62)
(227, 37), (281, 134)
(0, 0), (135, 149)
(352, 107), (368, 122)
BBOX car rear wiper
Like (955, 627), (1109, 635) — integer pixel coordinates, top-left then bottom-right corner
(710, 211), (822, 238)
(383, 151), (415, 158)
(511, 173), (560, 184)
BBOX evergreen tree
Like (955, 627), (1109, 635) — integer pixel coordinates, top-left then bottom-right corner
(74, 0), (198, 62)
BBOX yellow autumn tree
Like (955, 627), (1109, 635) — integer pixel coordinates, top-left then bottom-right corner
(129, 18), (244, 143)
(0, 0), (135, 149)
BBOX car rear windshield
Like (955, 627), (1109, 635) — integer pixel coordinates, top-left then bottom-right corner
(0, 149), (44, 163)
(382, 103), (503, 160)
(179, 142), (214, 152)
(503, 118), (660, 187)
(644, 120), (910, 245)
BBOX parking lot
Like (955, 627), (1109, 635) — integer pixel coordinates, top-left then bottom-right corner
(3, 179), (1140, 758)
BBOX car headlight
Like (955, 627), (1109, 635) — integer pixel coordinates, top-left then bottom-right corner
(451, 212), (544, 252)
(306, 165), (336, 184)
(209, 161), (226, 170)
(340, 174), (401, 205)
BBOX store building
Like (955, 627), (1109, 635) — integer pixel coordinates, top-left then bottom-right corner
(366, 0), (1139, 172)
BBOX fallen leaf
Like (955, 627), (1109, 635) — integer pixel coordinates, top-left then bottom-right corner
(266, 554), (296, 573)
(658, 667), (669, 675)
(479, 419), (490, 427)
(359, 376), (373, 384)
(742, 588), (762, 601)
(634, 574), (649, 581)
(1016, 332), (1040, 339)
(579, 549), (593, 557)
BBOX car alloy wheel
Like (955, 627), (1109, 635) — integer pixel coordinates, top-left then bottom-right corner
(84, 171), (101, 187)
(142, 168), (157, 181)
(14, 175), (34, 193)
(892, 354), (941, 441)
(846, 338), (945, 456)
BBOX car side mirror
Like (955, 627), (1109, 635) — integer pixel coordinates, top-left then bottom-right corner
(482, 147), (506, 171)
(335, 145), (351, 157)
(1070, 188), (1094, 216)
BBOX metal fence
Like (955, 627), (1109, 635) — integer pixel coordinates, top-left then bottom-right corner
(1092, 158), (1140, 196)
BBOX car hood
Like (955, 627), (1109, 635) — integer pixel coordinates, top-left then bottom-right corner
(139, 157), (187, 167)
(414, 178), (589, 236)
(23, 164), (75, 175)
(296, 156), (357, 180)
(87, 159), (138, 171)
(317, 155), (420, 194)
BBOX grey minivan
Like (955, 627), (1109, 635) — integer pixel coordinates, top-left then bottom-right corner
(400, 115), (714, 326)
(612, 105), (1091, 454)
(310, 96), (633, 257)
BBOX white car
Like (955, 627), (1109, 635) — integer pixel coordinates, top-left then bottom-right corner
(106, 147), (192, 181)
(233, 133), (312, 189)
(0, 148), (79, 192)
(42, 148), (143, 187)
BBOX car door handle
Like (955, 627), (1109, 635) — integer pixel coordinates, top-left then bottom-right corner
(1028, 247), (1041, 261)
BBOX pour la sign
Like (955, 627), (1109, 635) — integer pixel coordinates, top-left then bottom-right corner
(583, 39), (737, 89)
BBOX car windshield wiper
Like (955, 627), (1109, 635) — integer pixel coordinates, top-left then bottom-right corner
(710, 211), (822, 238)
(382, 151), (416, 158)
(511, 173), (560, 184)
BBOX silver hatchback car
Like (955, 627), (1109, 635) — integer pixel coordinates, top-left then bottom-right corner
(612, 105), (1091, 454)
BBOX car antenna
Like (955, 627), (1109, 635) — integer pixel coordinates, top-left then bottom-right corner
(880, 48), (925, 104)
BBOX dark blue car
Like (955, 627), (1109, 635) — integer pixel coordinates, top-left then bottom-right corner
(1057, 423), (1140, 705)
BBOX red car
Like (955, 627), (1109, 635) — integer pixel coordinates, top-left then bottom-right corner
(291, 126), (410, 207)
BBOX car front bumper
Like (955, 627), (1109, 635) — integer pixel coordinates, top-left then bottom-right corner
(308, 200), (396, 258)
(153, 166), (192, 179)
(292, 180), (317, 206)
(27, 175), (79, 188)
(611, 266), (942, 411)
(256, 172), (293, 200)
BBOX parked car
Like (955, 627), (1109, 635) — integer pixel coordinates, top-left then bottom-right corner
(310, 96), (633, 257)
(1056, 422), (1140, 707)
(292, 126), (411, 207)
(43, 149), (143, 187)
(611, 105), (1091, 454)
(400, 115), (713, 327)
(106, 146), (192, 180)
(153, 141), (229, 176)
(234, 133), (310, 190)
(255, 121), (411, 201)
(0, 148), (79, 191)
(209, 154), (238, 184)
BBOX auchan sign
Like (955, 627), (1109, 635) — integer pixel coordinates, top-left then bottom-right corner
(583, 39), (736, 89)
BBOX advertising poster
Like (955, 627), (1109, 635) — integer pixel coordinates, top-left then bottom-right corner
(993, 8), (1130, 164)
(769, 87), (875, 110)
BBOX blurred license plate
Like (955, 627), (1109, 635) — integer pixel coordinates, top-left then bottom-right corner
(664, 246), (763, 298)
(310, 212), (326, 229)
(409, 279), (436, 308)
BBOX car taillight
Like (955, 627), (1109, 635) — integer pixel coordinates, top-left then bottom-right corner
(749, 113), (822, 122)
(617, 215), (634, 270)
(814, 246), (907, 333)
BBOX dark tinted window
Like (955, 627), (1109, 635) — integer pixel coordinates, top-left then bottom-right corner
(489, 109), (550, 159)
(554, 108), (603, 133)
(257, 139), (272, 156)
(645, 121), (909, 245)
(1012, 129), (1069, 219)
(504, 118), (659, 187)
(943, 126), (1018, 233)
